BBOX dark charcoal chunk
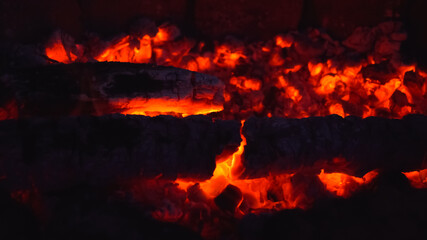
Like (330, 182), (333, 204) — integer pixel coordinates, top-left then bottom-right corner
(214, 184), (243, 213)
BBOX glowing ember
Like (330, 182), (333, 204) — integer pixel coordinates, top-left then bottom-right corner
(114, 98), (223, 117)
(45, 39), (77, 63)
(318, 169), (378, 197)
(95, 35), (152, 63)
(44, 22), (427, 119)
(403, 169), (427, 188)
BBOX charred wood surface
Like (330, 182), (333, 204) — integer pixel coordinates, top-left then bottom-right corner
(242, 115), (427, 177)
(0, 62), (224, 118)
(0, 114), (241, 191)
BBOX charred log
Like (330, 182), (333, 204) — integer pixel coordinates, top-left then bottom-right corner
(0, 114), (241, 192)
(242, 114), (427, 177)
(0, 62), (224, 118)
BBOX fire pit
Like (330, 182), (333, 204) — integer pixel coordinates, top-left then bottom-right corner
(0, 0), (426, 239)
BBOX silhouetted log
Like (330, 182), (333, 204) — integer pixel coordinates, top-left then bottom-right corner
(0, 62), (224, 118)
(242, 115), (427, 177)
(0, 114), (241, 192)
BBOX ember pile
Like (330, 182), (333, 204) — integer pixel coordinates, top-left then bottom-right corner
(0, 19), (427, 240)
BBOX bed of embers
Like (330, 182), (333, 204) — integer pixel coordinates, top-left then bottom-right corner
(0, 20), (426, 240)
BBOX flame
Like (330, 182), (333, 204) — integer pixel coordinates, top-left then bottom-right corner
(318, 169), (378, 197)
(176, 122), (380, 213)
(45, 40), (77, 63)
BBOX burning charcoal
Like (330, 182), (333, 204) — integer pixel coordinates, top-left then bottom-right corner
(214, 184), (243, 213)
(0, 62), (224, 118)
(242, 115), (427, 177)
(0, 114), (241, 192)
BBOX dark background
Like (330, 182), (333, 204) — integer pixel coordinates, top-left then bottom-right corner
(1, 0), (427, 65)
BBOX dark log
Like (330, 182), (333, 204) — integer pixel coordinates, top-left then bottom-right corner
(0, 62), (224, 118)
(242, 115), (427, 177)
(0, 114), (241, 192)
(214, 184), (243, 214)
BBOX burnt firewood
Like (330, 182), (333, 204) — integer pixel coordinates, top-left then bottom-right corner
(242, 114), (427, 177)
(0, 62), (224, 118)
(0, 114), (241, 192)
(214, 184), (243, 214)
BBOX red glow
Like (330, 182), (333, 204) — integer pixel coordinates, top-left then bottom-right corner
(403, 169), (427, 189)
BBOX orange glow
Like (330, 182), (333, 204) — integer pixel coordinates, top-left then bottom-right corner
(329, 103), (345, 117)
(45, 40), (76, 63)
(403, 169), (427, 189)
(230, 76), (262, 91)
(114, 98), (223, 117)
(275, 35), (293, 48)
(316, 75), (340, 95)
(153, 27), (170, 44)
(213, 45), (246, 68)
(285, 86), (302, 102)
(195, 56), (212, 71)
(308, 62), (323, 76)
(318, 169), (378, 197)
(95, 35), (152, 63)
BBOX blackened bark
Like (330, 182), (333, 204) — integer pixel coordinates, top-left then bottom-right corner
(0, 114), (241, 192)
(242, 115), (427, 177)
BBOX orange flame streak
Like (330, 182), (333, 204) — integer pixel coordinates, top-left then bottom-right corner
(176, 123), (381, 212)
(318, 169), (378, 197)
(402, 169), (427, 189)
(113, 98), (223, 117)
